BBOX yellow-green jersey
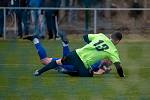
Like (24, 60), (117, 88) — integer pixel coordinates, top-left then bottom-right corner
(76, 33), (120, 69)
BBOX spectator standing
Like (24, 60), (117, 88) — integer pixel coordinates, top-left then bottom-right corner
(28, 0), (45, 38)
(0, 0), (9, 37)
(38, 10), (46, 39)
(11, 0), (29, 38)
(42, 0), (61, 39)
(0, 9), (4, 37)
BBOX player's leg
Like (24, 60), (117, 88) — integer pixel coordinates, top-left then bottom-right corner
(42, 31), (70, 65)
(58, 31), (70, 56)
(23, 35), (48, 64)
(59, 32), (90, 76)
(61, 51), (93, 77)
(59, 34), (80, 76)
(57, 65), (79, 76)
(23, 35), (59, 65)
(33, 59), (62, 76)
(62, 42), (70, 57)
(33, 59), (79, 76)
(33, 51), (77, 76)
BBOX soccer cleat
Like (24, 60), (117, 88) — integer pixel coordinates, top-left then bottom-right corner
(33, 70), (41, 76)
(23, 34), (39, 41)
(58, 31), (69, 44)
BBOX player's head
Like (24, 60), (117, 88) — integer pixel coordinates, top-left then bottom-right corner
(100, 60), (112, 74)
(110, 31), (122, 45)
(101, 60), (112, 68)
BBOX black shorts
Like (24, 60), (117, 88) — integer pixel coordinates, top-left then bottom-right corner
(61, 51), (93, 77)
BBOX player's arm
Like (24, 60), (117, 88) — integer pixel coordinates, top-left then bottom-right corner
(83, 33), (104, 44)
(114, 62), (125, 77)
(83, 34), (91, 44)
(83, 34), (98, 44)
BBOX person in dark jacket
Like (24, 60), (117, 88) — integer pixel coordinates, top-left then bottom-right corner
(0, 0), (9, 37)
(28, 0), (45, 38)
(42, 0), (61, 39)
(12, 0), (29, 38)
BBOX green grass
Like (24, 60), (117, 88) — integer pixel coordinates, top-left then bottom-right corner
(0, 37), (150, 100)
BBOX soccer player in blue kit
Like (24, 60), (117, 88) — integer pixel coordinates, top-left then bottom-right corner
(23, 32), (112, 76)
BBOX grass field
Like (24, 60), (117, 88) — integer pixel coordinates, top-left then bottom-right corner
(0, 35), (150, 100)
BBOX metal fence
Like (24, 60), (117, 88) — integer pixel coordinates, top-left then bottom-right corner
(0, 7), (150, 40)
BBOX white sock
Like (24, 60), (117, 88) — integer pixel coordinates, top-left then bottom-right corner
(33, 38), (39, 44)
(62, 42), (68, 47)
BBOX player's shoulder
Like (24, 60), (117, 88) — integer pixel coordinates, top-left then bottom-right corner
(88, 32), (104, 35)
(88, 33), (110, 42)
(96, 33), (105, 36)
(89, 33), (107, 38)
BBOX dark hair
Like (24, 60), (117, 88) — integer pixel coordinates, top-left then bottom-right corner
(111, 31), (122, 41)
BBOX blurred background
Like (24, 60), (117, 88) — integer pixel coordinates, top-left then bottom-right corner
(0, 0), (150, 39)
(0, 1), (150, 99)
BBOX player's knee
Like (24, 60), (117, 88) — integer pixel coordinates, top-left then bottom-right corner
(56, 59), (63, 65)
(41, 58), (52, 65)
(41, 60), (47, 65)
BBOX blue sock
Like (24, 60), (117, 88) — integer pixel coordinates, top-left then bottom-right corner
(62, 44), (70, 57)
(34, 43), (47, 60)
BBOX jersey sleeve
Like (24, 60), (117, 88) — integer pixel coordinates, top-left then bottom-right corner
(83, 34), (97, 43)
(88, 34), (96, 41)
(88, 33), (104, 41)
(83, 33), (104, 43)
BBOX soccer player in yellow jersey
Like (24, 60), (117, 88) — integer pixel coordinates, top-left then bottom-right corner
(34, 32), (125, 77)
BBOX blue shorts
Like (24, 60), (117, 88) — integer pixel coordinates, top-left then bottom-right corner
(61, 51), (93, 77)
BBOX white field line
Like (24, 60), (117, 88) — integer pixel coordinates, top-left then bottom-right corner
(0, 64), (39, 66)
